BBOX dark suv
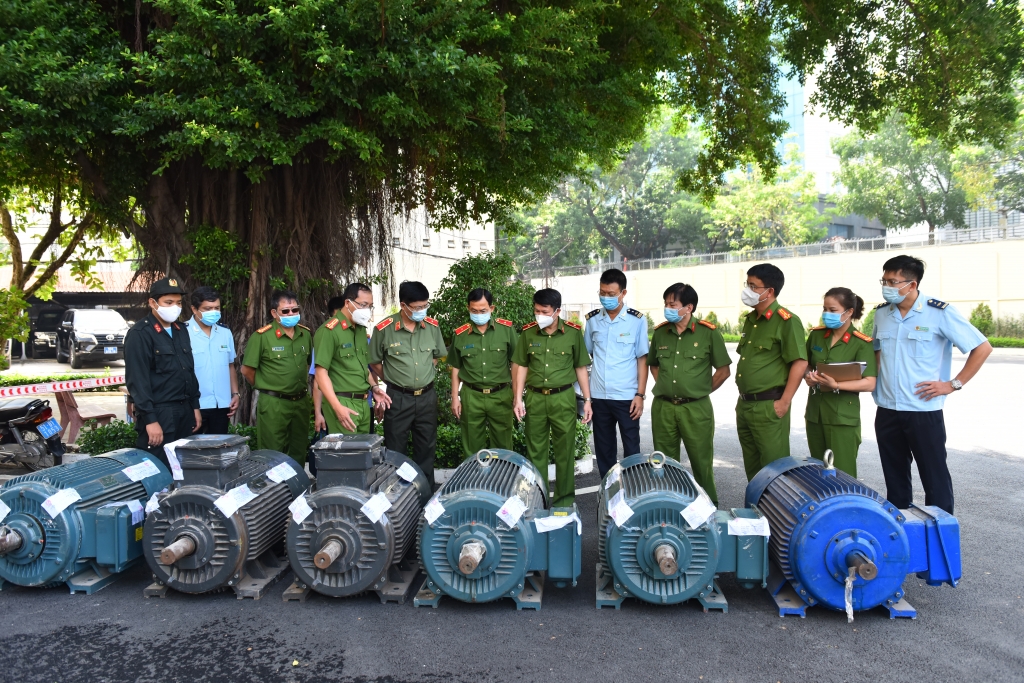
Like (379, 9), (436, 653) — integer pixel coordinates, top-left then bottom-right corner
(29, 308), (64, 358)
(56, 308), (130, 368)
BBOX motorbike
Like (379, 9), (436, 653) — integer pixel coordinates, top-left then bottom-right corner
(0, 398), (65, 471)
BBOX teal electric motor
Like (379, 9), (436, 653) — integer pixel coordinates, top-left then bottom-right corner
(0, 450), (172, 593)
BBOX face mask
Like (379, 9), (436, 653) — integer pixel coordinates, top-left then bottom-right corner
(882, 283), (910, 304)
(740, 287), (764, 307)
(822, 311), (848, 329)
(470, 311), (491, 326)
(279, 314), (300, 328)
(200, 311), (221, 326)
(535, 314), (556, 329)
(600, 295), (621, 311)
(157, 306), (181, 323)
(406, 305), (429, 322)
(350, 307), (373, 327)
(664, 307), (682, 323)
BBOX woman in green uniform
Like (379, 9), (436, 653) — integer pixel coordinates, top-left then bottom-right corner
(804, 287), (877, 477)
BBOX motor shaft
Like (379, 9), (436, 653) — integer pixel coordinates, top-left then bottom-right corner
(655, 544), (678, 575)
(458, 540), (486, 575)
(0, 528), (22, 555)
(846, 550), (878, 581)
(314, 539), (343, 569)
(160, 536), (197, 565)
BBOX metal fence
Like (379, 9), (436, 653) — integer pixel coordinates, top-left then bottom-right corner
(525, 225), (1024, 280)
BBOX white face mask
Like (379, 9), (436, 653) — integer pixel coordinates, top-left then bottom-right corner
(535, 314), (556, 329)
(156, 305), (182, 323)
(350, 307), (373, 327)
(740, 287), (765, 307)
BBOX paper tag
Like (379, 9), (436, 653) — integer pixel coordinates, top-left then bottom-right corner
(42, 488), (81, 518)
(519, 464), (537, 486)
(122, 458), (161, 482)
(163, 439), (189, 481)
(681, 493), (716, 529)
(101, 500), (145, 525)
(145, 491), (162, 515)
(424, 496), (446, 525)
(604, 464), (621, 490)
(266, 462), (298, 483)
(395, 462), (418, 482)
(214, 484), (258, 518)
(607, 490), (634, 527)
(497, 495), (528, 528)
(0, 498), (10, 523)
(728, 517), (771, 537)
(289, 493), (313, 524)
(360, 492), (392, 523)
(535, 512), (582, 536)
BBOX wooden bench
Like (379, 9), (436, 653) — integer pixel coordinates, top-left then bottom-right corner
(54, 391), (118, 444)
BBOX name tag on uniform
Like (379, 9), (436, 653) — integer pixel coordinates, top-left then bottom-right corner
(389, 342), (401, 348)
(658, 346), (668, 350)
(342, 343), (353, 349)
(272, 346), (285, 352)
(812, 346), (823, 352)
(220, 344), (229, 350)
(531, 342), (541, 347)
(915, 326), (929, 332)
(619, 332), (631, 337)
(463, 344), (475, 349)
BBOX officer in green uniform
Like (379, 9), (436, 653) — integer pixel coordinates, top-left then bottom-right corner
(368, 281), (446, 486)
(313, 283), (389, 434)
(241, 290), (313, 465)
(803, 287), (877, 477)
(735, 264), (808, 481)
(511, 288), (592, 507)
(648, 283), (731, 505)
(449, 288), (518, 459)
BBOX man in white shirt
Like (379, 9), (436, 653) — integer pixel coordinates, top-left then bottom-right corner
(187, 286), (239, 434)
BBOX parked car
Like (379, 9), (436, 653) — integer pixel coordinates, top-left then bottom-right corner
(28, 308), (64, 358)
(56, 308), (130, 368)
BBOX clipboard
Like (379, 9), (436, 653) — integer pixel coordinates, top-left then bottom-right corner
(815, 362), (866, 382)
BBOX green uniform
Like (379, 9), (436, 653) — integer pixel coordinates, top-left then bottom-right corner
(242, 321), (313, 465)
(804, 326), (877, 477)
(313, 314), (372, 434)
(448, 318), (518, 459)
(735, 301), (806, 481)
(648, 318), (731, 505)
(369, 316), (447, 486)
(511, 319), (590, 507)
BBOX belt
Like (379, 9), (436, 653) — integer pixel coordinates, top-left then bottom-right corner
(740, 387), (786, 402)
(260, 389), (307, 401)
(336, 391), (369, 400)
(527, 384), (573, 395)
(657, 395), (704, 406)
(463, 382), (510, 394)
(390, 382), (434, 396)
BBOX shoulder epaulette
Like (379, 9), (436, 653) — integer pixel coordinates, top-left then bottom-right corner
(698, 319), (716, 329)
(777, 307), (792, 321)
(495, 318), (513, 327)
(454, 323), (471, 336)
(424, 316), (439, 327)
(256, 324), (272, 334)
(875, 302), (888, 309)
(564, 320), (582, 331)
(654, 320), (670, 329)
(297, 323), (311, 331)
(522, 321), (538, 330)
(810, 325), (826, 331)
(375, 317), (393, 331)
(852, 330), (873, 342)
(586, 308), (601, 320)
(927, 298), (948, 310)
(627, 308), (643, 318)
(325, 317), (345, 330)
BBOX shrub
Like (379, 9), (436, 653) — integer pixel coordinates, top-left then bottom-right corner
(994, 314), (1024, 339)
(80, 419), (137, 455)
(970, 303), (994, 336)
(0, 372), (118, 392)
(861, 307), (876, 336)
(430, 252), (536, 341)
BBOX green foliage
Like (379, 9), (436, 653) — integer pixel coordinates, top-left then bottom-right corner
(80, 420), (136, 455)
(993, 314), (1024, 339)
(861, 308), (877, 337)
(228, 423), (257, 440)
(0, 372), (114, 390)
(431, 253), (536, 341)
(179, 225), (250, 310)
(970, 303), (994, 337)
(0, 289), (30, 343)
(722, 333), (741, 343)
(990, 337), (1024, 348)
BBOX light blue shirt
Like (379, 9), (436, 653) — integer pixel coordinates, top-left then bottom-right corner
(584, 307), (649, 400)
(872, 293), (986, 412)
(186, 319), (237, 409)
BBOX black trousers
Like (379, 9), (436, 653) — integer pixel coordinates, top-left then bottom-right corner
(874, 407), (954, 514)
(197, 407), (230, 435)
(592, 398), (641, 478)
(134, 400), (197, 467)
(383, 385), (437, 487)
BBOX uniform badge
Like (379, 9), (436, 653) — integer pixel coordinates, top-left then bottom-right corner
(275, 328), (282, 338)
(564, 320), (581, 330)
(777, 308), (792, 321)
(256, 324), (272, 334)
(454, 323), (472, 336)
(495, 318), (513, 327)
(272, 346), (285, 352)
(153, 323), (162, 333)
(168, 279), (178, 287)
(698, 319), (716, 329)
(376, 318), (393, 331)
(657, 346), (668, 350)
(325, 318), (340, 330)
(342, 342), (353, 349)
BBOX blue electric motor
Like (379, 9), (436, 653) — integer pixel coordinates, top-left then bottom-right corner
(415, 449), (581, 610)
(0, 450), (171, 594)
(746, 455), (961, 619)
(597, 452), (769, 610)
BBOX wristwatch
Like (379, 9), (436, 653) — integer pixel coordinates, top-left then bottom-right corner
(635, 393), (645, 399)
(950, 379), (963, 391)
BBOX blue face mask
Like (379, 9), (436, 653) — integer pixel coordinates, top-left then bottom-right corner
(407, 305), (429, 323)
(470, 312), (491, 326)
(200, 311), (221, 326)
(279, 315), (300, 328)
(664, 307), (682, 323)
(822, 311), (847, 329)
(881, 284), (909, 304)
(600, 295), (621, 311)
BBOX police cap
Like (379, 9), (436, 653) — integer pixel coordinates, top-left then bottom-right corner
(150, 277), (185, 298)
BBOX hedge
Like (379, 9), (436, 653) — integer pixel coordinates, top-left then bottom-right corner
(990, 337), (1024, 348)
(0, 373), (121, 393)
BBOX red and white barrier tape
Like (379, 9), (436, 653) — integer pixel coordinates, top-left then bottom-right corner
(0, 375), (125, 398)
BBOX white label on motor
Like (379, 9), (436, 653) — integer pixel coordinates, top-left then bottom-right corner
(395, 462), (418, 482)
(518, 464), (537, 486)
(728, 517), (771, 537)
(360, 492), (392, 523)
(145, 491), (162, 515)
(122, 459), (161, 482)
(163, 439), (189, 481)
(424, 496), (445, 525)
(266, 462), (297, 483)
(42, 488), (81, 518)
(497, 495), (528, 528)
(604, 464), (621, 490)
(101, 500), (145, 525)
(535, 512), (582, 536)
(214, 484), (258, 518)
(681, 493), (716, 530)
(289, 493), (313, 524)
(0, 498), (10, 523)
(607, 490), (634, 527)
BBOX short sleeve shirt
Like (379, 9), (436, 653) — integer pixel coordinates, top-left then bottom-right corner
(511, 319), (590, 388)
(735, 300), (807, 394)
(583, 307), (649, 400)
(368, 316), (447, 389)
(649, 319), (731, 399)
(804, 326), (877, 425)
(872, 294), (986, 412)
(186, 320), (237, 409)
(313, 314), (371, 393)
(448, 319), (518, 386)
(241, 321), (313, 395)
